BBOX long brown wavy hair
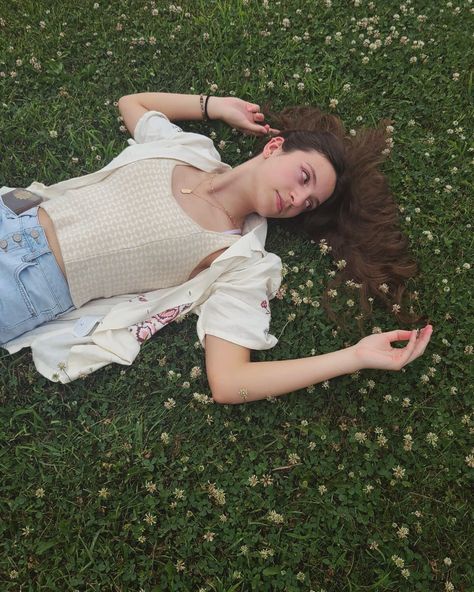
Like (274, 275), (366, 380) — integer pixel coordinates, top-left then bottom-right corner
(258, 104), (419, 323)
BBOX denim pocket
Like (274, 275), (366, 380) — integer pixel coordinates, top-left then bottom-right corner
(0, 259), (38, 331)
(15, 252), (61, 321)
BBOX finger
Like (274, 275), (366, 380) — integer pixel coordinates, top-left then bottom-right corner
(400, 329), (419, 362)
(240, 125), (265, 137)
(246, 103), (260, 113)
(247, 123), (271, 136)
(404, 325), (433, 365)
(385, 329), (413, 343)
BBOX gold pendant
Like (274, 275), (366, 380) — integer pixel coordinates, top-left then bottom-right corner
(180, 188), (192, 194)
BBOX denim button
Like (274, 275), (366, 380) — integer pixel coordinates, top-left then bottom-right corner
(0, 239), (7, 250)
(30, 229), (40, 239)
(13, 233), (22, 243)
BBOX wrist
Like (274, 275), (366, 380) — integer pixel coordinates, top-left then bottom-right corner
(344, 345), (364, 374)
(205, 96), (225, 121)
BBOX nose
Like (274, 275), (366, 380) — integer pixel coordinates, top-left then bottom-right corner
(289, 187), (309, 208)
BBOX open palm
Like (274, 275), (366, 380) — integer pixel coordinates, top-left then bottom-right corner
(354, 325), (433, 371)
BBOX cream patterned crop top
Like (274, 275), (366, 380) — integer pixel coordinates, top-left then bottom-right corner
(40, 158), (241, 307)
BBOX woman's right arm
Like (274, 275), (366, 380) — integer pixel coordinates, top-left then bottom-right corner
(205, 326), (433, 405)
(118, 92), (275, 137)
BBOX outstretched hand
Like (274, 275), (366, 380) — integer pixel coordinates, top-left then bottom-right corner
(354, 324), (433, 371)
(211, 96), (280, 136)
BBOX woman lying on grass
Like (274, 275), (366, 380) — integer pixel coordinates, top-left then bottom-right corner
(0, 92), (432, 401)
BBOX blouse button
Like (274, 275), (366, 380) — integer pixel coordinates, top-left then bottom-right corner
(0, 239), (7, 250)
(12, 233), (22, 243)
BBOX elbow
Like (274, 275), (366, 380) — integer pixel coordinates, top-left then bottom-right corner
(118, 95), (130, 109)
(209, 378), (240, 405)
(210, 384), (233, 405)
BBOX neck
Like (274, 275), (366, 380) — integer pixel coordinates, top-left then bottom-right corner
(207, 156), (262, 227)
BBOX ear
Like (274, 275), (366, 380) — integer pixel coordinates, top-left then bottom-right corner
(263, 136), (284, 157)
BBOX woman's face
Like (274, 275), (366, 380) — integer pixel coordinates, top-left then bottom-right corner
(256, 137), (338, 219)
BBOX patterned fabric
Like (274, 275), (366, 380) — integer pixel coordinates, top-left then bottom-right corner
(41, 158), (240, 307)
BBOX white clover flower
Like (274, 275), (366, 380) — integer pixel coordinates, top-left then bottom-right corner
(426, 432), (438, 447)
(288, 452), (301, 465)
(465, 453), (474, 468)
(397, 526), (409, 539)
(267, 510), (284, 524)
(392, 465), (406, 479)
(403, 434), (413, 451)
(391, 555), (405, 568)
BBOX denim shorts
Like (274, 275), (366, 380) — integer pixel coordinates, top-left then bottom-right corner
(0, 197), (75, 345)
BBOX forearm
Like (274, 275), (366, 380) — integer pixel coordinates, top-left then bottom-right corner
(218, 347), (360, 405)
(120, 92), (221, 122)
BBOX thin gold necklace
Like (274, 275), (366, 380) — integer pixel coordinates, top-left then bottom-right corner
(179, 172), (238, 229)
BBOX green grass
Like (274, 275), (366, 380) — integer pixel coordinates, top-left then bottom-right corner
(0, 1), (473, 590)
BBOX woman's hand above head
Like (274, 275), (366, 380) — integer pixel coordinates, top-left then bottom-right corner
(208, 96), (280, 136)
(352, 324), (433, 371)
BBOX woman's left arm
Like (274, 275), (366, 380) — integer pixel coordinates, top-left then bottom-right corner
(206, 325), (433, 405)
(118, 92), (277, 136)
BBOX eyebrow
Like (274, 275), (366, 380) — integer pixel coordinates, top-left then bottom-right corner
(306, 162), (320, 207)
(306, 161), (317, 188)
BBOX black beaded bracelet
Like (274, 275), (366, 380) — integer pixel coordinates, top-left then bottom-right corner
(204, 95), (211, 120)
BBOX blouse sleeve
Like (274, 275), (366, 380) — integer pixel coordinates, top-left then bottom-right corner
(131, 110), (183, 144)
(194, 252), (282, 351)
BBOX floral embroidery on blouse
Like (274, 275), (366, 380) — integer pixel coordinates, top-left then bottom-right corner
(260, 299), (271, 315)
(129, 303), (193, 343)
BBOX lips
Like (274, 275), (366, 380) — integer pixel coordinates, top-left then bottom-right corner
(276, 191), (283, 213)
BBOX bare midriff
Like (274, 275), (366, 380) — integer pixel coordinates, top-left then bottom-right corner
(38, 207), (68, 279)
(37, 205), (228, 285)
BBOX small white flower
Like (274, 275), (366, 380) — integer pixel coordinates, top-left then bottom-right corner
(443, 557), (452, 566)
